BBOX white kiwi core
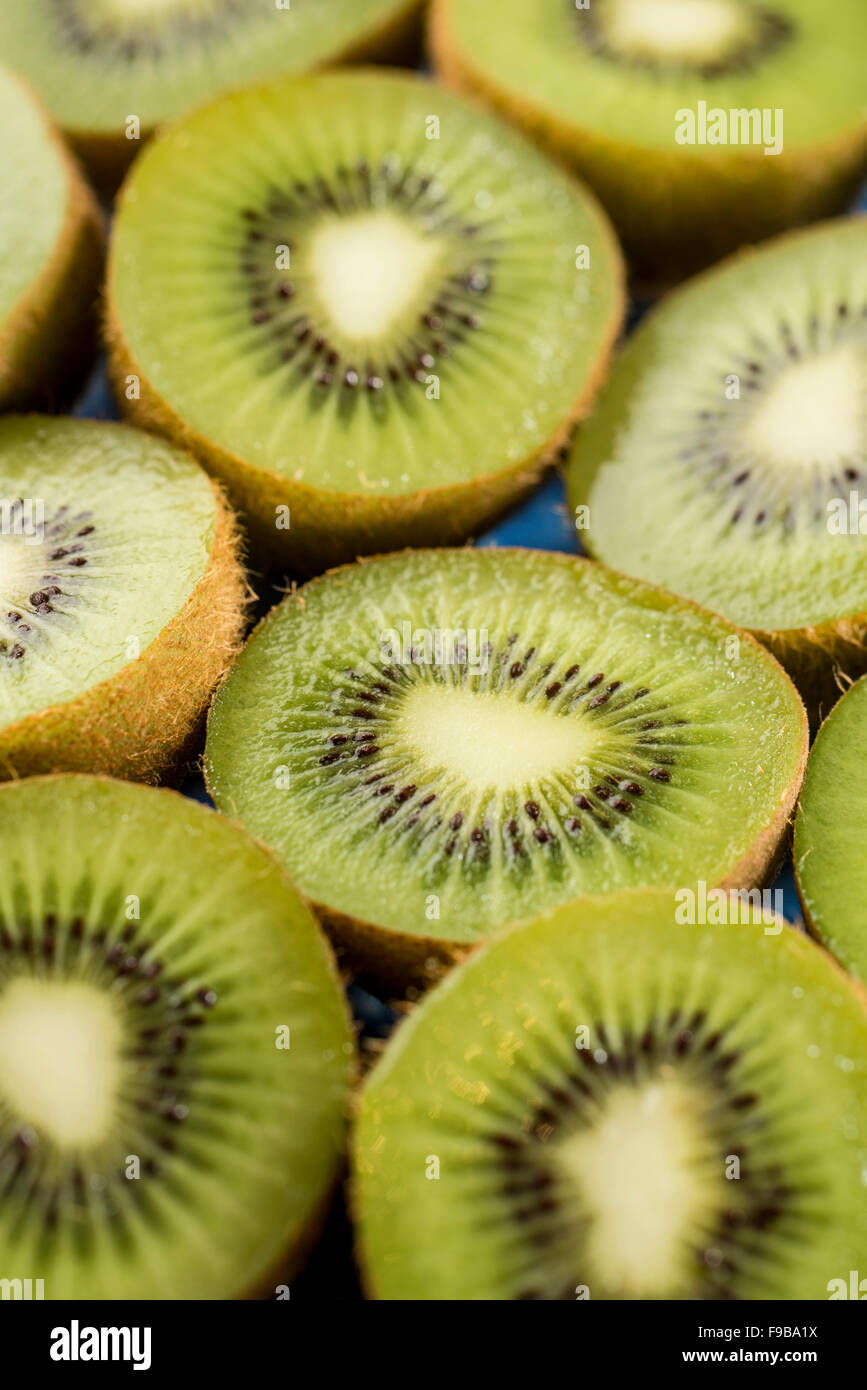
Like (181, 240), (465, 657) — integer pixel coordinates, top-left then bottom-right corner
(0, 978), (121, 1148)
(555, 1079), (718, 1296)
(744, 345), (864, 470)
(605, 0), (751, 60)
(396, 683), (604, 793)
(309, 211), (444, 342)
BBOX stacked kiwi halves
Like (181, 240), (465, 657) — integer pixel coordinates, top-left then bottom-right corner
(0, 0), (866, 1303)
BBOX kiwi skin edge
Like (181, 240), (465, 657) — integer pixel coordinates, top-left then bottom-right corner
(0, 77), (104, 410)
(204, 548), (809, 995)
(429, 0), (867, 287)
(793, 677), (867, 985)
(70, 0), (427, 195)
(0, 482), (248, 786)
(104, 148), (626, 575)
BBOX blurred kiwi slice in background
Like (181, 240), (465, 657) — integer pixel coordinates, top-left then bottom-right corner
(0, 775), (354, 1299)
(205, 549), (806, 988)
(353, 891), (867, 1300)
(795, 674), (867, 984)
(0, 0), (424, 189)
(568, 219), (867, 722)
(431, 0), (867, 284)
(0, 64), (102, 409)
(107, 70), (625, 573)
(0, 416), (245, 783)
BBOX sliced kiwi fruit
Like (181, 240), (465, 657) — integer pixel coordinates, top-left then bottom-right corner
(567, 219), (867, 722)
(0, 775), (354, 1299)
(106, 70), (625, 573)
(0, 416), (245, 783)
(795, 675), (867, 983)
(0, 64), (102, 409)
(204, 548), (807, 987)
(353, 889), (867, 1300)
(432, 0), (867, 284)
(0, 1), (424, 189)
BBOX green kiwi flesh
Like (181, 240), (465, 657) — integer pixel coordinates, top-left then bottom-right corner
(107, 70), (624, 571)
(567, 219), (867, 712)
(432, 0), (867, 282)
(0, 416), (245, 783)
(204, 548), (806, 982)
(795, 675), (867, 982)
(354, 889), (867, 1300)
(0, 63), (102, 408)
(0, 0), (423, 181)
(0, 775), (354, 1299)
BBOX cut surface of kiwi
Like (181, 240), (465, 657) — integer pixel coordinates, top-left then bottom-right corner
(107, 70), (624, 571)
(0, 416), (245, 783)
(432, 0), (867, 281)
(795, 675), (867, 983)
(354, 890), (867, 1300)
(0, 775), (354, 1299)
(205, 548), (806, 982)
(567, 219), (867, 711)
(0, 63), (102, 408)
(0, 0), (423, 183)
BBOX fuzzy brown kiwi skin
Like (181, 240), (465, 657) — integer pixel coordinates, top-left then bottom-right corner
(70, 0), (427, 195)
(104, 156), (626, 575)
(0, 481), (248, 787)
(757, 622), (867, 732)
(0, 79), (104, 410)
(429, 0), (867, 287)
(205, 547), (808, 995)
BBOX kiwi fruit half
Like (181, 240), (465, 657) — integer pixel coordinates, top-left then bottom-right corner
(106, 70), (625, 573)
(0, 64), (102, 409)
(567, 219), (867, 721)
(354, 889), (867, 1300)
(0, 775), (354, 1299)
(0, 0), (423, 189)
(0, 416), (245, 783)
(795, 675), (867, 983)
(431, 0), (867, 284)
(204, 548), (807, 987)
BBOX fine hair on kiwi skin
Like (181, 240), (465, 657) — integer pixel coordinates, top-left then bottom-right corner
(352, 889), (867, 1301)
(0, 67), (103, 410)
(0, 774), (356, 1299)
(104, 68), (626, 576)
(0, 416), (248, 786)
(0, 1), (427, 195)
(204, 547), (808, 995)
(566, 217), (867, 729)
(429, 0), (867, 288)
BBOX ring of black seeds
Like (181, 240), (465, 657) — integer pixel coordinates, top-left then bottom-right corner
(576, 2), (794, 79)
(294, 632), (688, 885)
(0, 913), (219, 1208)
(238, 162), (496, 402)
(489, 1007), (801, 1300)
